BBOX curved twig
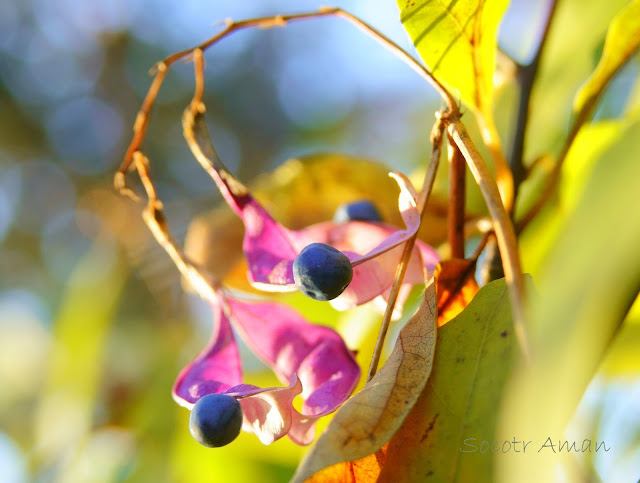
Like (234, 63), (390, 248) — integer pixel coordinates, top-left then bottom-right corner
(133, 152), (220, 303)
(115, 7), (458, 194)
(510, 0), (560, 201)
(367, 112), (446, 381)
(118, 6), (529, 369)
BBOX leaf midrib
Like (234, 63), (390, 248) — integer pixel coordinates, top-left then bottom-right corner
(449, 286), (507, 481)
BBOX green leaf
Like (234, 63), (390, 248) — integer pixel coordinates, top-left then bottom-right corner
(498, 118), (640, 482)
(378, 277), (522, 482)
(519, 99), (640, 276)
(573, 0), (640, 115)
(559, 120), (626, 211)
(291, 282), (437, 483)
(397, 0), (509, 111)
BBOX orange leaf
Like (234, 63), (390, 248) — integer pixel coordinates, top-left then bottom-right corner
(435, 259), (479, 326)
(305, 444), (388, 483)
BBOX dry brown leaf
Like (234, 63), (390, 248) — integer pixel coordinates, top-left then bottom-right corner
(435, 259), (479, 327)
(291, 281), (437, 483)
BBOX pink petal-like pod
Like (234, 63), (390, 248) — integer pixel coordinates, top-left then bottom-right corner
(285, 172), (438, 311)
(173, 292), (360, 445)
(186, 110), (439, 307)
(172, 296), (242, 407)
(225, 379), (303, 445)
(227, 297), (360, 418)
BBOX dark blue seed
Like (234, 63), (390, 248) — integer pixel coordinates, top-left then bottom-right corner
(189, 394), (243, 448)
(293, 243), (353, 301)
(333, 200), (382, 223)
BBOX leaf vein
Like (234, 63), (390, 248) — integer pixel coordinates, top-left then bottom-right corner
(450, 286), (507, 480)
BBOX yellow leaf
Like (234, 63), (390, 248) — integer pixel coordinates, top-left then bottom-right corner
(398, 0), (509, 112)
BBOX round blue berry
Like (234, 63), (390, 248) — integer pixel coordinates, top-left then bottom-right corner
(293, 243), (353, 301)
(333, 200), (382, 223)
(189, 394), (243, 448)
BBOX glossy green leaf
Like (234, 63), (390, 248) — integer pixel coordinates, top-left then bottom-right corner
(397, 0), (509, 111)
(573, 0), (640, 115)
(378, 277), (522, 482)
(497, 119), (640, 483)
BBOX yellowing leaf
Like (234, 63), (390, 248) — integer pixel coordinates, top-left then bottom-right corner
(291, 282), (437, 483)
(378, 277), (521, 483)
(573, 0), (640, 115)
(398, 0), (509, 111)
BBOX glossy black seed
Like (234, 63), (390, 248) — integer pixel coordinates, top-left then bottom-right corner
(293, 243), (353, 301)
(189, 394), (243, 448)
(333, 200), (382, 223)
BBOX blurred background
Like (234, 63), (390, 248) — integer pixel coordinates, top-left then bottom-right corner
(0, 0), (638, 481)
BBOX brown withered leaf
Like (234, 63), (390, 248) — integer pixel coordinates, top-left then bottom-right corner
(291, 281), (437, 483)
(435, 259), (479, 327)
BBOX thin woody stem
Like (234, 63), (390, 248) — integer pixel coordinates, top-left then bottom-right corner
(510, 0), (559, 201)
(480, 0), (559, 282)
(367, 112), (445, 381)
(448, 118), (531, 362)
(475, 2), (561, 216)
(115, 66), (167, 199)
(133, 152), (220, 303)
(190, 49), (205, 112)
(115, 7), (457, 194)
(478, 1), (560, 214)
(447, 133), (466, 258)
